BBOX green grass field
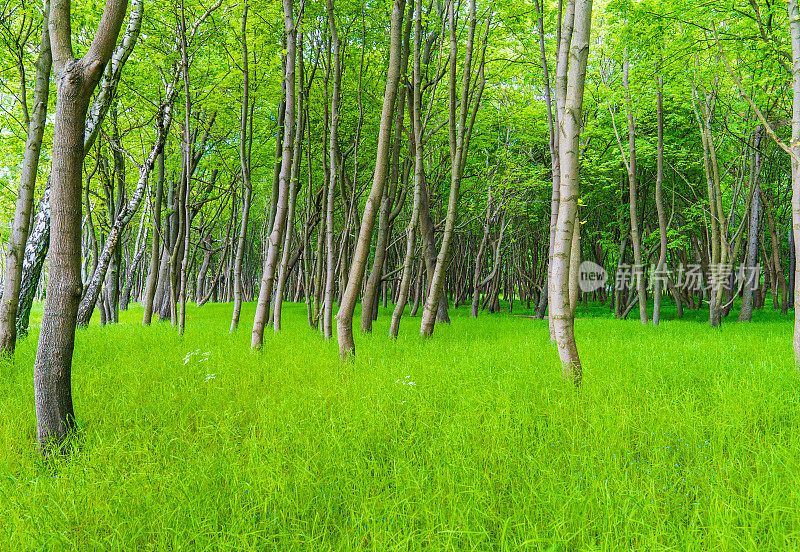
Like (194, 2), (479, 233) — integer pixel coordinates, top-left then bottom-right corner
(1, 301), (799, 551)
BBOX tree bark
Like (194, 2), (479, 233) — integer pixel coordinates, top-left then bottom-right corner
(142, 151), (165, 324)
(653, 75), (667, 326)
(230, 0), (252, 332)
(34, 0), (128, 455)
(0, 2), (51, 354)
(740, 127), (763, 322)
(791, 0), (800, 367)
(251, 0), (297, 348)
(336, 0), (406, 358)
(548, 0), (592, 386)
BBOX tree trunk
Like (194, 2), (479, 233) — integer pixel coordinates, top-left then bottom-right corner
(231, 1), (253, 332)
(274, 46), (306, 332)
(549, 0), (591, 386)
(791, 0), (800, 367)
(34, 0), (128, 455)
(391, 8), (424, 337)
(0, 3), (51, 354)
(251, 0), (297, 348)
(536, 0), (561, 338)
(420, 0), (486, 337)
(761, 187), (788, 314)
(322, 0), (341, 341)
(739, 127), (763, 322)
(623, 59), (647, 325)
(337, 0), (406, 358)
(363, 7), (412, 332)
(653, 74), (667, 326)
(142, 151), (165, 324)
(18, 0), (143, 339)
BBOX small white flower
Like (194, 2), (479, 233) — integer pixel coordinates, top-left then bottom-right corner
(204, 373), (216, 382)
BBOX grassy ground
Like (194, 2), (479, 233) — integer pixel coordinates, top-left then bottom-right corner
(1, 300), (798, 551)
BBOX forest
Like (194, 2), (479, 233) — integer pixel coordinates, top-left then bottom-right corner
(1, 0), (799, 549)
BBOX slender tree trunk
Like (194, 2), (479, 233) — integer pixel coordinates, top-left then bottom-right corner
(471, 188), (493, 318)
(251, 0), (297, 348)
(740, 127), (763, 322)
(120, 196), (150, 310)
(363, 5), (412, 332)
(16, 185), (50, 338)
(791, 0), (800, 367)
(231, 1), (253, 332)
(0, 3), (51, 354)
(536, 0), (562, 333)
(336, 0), (406, 358)
(653, 75), (667, 326)
(549, 0), (591, 386)
(35, 0), (128, 455)
(420, 0), (487, 336)
(623, 59), (647, 325)
(274, 49), (306, 332)
(391, 5), (423, 338)
(142, 151), (165, 324)
(322, 1), (341, 341)
(761, 187), (788, 314)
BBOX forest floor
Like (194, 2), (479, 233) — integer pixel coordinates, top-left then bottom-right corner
(1, 301), (798, 551)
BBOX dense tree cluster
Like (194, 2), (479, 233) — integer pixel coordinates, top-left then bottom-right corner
(0, 0), (799, 454)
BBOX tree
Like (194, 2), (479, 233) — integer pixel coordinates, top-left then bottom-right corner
(34, 0), (129, 454)
(549, 0), (592, 386)
(336, 0), (406, 359)
(251, 0), (298, 349)
(0, 0), (51, 354)
(790, 0), (800, 368)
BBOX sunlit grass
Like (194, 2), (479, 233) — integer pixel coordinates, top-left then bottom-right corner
(1, 300), (798, 550)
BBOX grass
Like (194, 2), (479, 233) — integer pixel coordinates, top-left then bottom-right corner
(1, 300), (799, 551)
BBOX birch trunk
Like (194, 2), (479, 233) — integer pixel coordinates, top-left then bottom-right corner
(791, 0), (800, 367)
(548, 0), (592, 386)
(322, 0), (341, 340)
